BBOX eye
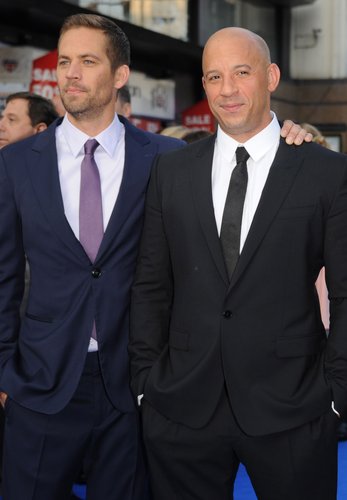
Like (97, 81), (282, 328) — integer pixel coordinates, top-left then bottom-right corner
(83, 59), (95, 65)
(58, 59), (70, 67)
(206, 74), (220, 82)
(237, 70), (250, 77)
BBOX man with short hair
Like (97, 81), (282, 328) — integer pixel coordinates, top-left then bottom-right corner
(0, 13), (183, 500)
(0, 91), (58, 148)
(115, 85), (132, 118)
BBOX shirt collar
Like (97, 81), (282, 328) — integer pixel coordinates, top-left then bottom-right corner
(216, 112), (281, 163)
(59, 113), (123, 158)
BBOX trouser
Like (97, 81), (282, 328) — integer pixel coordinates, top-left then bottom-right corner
(3, 352), (149, 500)
(142, 388), (339, 500)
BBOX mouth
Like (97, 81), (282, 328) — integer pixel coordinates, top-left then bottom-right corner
(63, 86), (86, 95)
(219, 102), (244, 113)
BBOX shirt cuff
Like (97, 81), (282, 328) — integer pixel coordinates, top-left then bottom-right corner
(332, 401), (340, 418)
(137, 394), (144, 406)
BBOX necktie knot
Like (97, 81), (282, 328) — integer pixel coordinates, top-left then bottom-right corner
(236, 146), (249, 165)
(84, 138), (99, 156)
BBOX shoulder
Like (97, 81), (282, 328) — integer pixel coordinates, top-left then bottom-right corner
(156, 133), (216, 163)
(121, 116), (185, 153)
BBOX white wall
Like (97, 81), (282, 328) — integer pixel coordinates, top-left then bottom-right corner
(290, 0), (347, 79)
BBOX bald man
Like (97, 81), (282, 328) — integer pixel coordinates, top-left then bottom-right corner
(129, 27), (347, 500)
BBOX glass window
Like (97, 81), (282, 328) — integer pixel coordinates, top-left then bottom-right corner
(64, 0), (189, 41)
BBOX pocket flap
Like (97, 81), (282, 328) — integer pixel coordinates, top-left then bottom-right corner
(276, 333), (326, 358)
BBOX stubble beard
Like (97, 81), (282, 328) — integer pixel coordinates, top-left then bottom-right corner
(61, 92), (113, 121)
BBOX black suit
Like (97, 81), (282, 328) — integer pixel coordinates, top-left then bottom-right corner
(130, 134), (347, 499)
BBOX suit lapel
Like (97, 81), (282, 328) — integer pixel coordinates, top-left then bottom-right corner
(190, 135), (229, 285)
(28, 118), (156, 264)
(97, 119), (157, 262)
(27, 120), (88, 262)
(229, 140), (305, 289)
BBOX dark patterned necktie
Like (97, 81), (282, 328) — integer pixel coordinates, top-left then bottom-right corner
(79, 139), (104, 339)
(220, 146), (249, 280)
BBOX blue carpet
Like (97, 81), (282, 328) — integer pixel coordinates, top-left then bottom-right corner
(72, 441), (347, 499)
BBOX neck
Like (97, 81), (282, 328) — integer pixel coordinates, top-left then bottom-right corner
(67, 108), (115, 137)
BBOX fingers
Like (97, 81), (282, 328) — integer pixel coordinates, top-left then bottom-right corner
(0, 391), (7, 409)
(280, 120), (313, 145)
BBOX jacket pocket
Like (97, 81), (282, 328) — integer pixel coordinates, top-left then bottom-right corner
(25, 312), (53, 323)
(276, 333), (326, 358)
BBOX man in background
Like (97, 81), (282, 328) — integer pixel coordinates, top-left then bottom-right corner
(0, 91), (58, 148)
(115, 85), (132, 118)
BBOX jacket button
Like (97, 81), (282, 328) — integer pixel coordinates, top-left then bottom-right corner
(91, 268), (101, 278)
(222, 310), (232, 318)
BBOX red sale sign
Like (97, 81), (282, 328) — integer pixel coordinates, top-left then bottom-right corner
(182, 99), (215, 132)
(30, 49), (59, 100)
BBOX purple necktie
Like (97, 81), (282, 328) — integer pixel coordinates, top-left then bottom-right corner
(79, 139), (103, 340)
(79, 139), (104, 262)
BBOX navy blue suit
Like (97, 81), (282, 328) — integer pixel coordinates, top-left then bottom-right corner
(0, 116), (183, 499)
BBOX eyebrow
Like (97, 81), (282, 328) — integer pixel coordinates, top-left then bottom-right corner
(58, 53), (102, 61)
(205, 64), (252, 76)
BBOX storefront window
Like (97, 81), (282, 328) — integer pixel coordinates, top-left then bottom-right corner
(64, 0), (189, 41)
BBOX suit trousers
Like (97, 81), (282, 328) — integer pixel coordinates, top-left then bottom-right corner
(2, 352), (149, 500)
(142, 387), (339, 500)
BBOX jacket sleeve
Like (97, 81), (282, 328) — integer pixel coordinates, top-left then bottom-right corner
(324, 158), (347, 420)
(0, 152), (25, 390)
(128, 156), (173, 397)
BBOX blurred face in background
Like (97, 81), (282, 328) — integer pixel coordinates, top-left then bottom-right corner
(0, 99), (38, 148)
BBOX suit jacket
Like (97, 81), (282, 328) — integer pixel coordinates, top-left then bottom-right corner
(129, 134), (347, 436)
(0, 116), (183, 415)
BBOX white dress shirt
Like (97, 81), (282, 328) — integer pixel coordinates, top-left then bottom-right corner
(56, 114), (125, 350)
(212, 112), (280, 248)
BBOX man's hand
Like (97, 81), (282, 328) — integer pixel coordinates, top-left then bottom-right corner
(0, 392), (7, 409)
(281, 120), (313, 145)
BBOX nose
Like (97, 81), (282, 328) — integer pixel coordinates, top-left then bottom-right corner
(65, 61), (81, 80)
(220, 77), (238, 97)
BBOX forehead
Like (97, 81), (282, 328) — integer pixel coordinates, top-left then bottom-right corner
(58, 26), (107, 56)
(4, 99), (29, 116)
(203, 34), (263, 72)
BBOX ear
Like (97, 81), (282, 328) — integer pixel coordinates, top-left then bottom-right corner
(34, 123), (48, 134)
(114, 65), (130, 90)
(202, 76), (206, 92)
(267, 63), (280, 93)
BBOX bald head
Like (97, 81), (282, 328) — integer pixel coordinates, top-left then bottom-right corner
(203, 27), (271, 73)
(201, 27), (280, 141)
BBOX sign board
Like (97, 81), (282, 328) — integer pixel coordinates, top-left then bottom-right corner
(128, 71), (175, 120)
(182, 99), (215, 132)
(30, 49), (59, 99)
